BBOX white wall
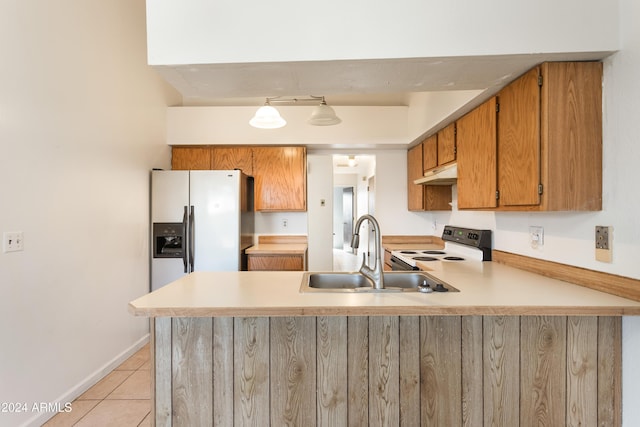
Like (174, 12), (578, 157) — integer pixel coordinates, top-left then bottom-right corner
(373, 150), (439, 235)
(0, 1), (180, 426)
(307, 155), (334, 271)
(167, 106), (409, 146)
(255, 212), (308, 236)
(147, 0), (618, 64)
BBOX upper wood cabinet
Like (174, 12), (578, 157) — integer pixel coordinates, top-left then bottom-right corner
(408, 143), (452, 211)
(437, 123), (456, 166)
(497, 66), (542, 207)
(543, 61), (602, 211)
(422, 135), (438, 171)
(171, 146), (211, 170)
(457, 61), (602, 211)
(456, 97), (498, 209)
(211, 146), (253, 176)
(253, 146), (307, 211)
(498, 62), (602, 211)
(171, 145), (307, 212)
(408, 144), (426, 210)
(421, 123), (456, 173)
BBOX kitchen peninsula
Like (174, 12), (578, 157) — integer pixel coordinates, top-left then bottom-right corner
(130, 266), (640, 426)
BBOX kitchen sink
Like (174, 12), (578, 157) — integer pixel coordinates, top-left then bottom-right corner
(300, 271), (459, 293)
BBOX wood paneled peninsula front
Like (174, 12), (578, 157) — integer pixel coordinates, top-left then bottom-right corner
(130, 266), (640, 427)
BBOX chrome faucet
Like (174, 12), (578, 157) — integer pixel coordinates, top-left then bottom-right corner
(350, 214), (384, 290)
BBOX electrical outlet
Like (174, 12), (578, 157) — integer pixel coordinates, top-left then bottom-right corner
(3, 231), (24, 253)
(595, 226), (612, 262)
(529, 226), (544, 249)
(282, 219), (288, 228)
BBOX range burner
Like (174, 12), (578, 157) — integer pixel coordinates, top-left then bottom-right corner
(390, 226), (492, 270)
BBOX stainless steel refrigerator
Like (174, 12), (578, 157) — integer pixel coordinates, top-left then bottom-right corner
(150, 170), (254, 291)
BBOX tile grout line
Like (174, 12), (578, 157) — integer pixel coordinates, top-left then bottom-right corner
(55, 344), (152, 426)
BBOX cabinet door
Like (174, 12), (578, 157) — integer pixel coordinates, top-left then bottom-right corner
(542, 62), (602, 211)
(456, 97), (498, 209)
(247, 255), (304, 271)
(497, 67), (541, 207)
(211, 146), (253, 176)
(437, 123), (456, 165)
(171, 147), (211, 170)
(407, 144), (425, 211)
(408, 143), (452, 211)
(425, 186), (453, 211)
(253, 147), (306, 211)
(422, 135), (438, 171)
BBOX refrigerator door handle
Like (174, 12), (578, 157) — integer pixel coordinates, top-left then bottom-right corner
(189, 205), (195, 272)
(182, 206), (188, 273)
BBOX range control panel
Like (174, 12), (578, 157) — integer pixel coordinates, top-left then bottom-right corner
(442, 226), (492, 260)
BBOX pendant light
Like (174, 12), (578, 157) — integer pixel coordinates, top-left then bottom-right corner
(307, 97), (342, 126)
(249, 99), (286, 129)
(249, 96), (341, 129)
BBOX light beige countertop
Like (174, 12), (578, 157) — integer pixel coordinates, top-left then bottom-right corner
(129, 262), (640, 317)
(246, 243), (307, 255)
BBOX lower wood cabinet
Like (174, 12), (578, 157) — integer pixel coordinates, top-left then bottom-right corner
(247, 254), (305, 271)
(152, 315), (621, 426)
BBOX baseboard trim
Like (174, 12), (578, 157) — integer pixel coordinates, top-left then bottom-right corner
(23, 334), (150, 427)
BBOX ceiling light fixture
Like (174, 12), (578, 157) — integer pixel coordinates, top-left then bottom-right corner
(307, 97), (342, 126)
(249, 95), (341, 129)
(248, 99), (287, 129)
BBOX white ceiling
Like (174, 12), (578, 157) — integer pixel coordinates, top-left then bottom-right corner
(155, 51), (614, 173)
(154, 52), (612, 107)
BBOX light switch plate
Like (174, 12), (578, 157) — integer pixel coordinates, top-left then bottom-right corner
(3, 231), (24, 253)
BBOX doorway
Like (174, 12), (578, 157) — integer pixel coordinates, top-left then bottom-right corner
(342, 187), (354, 252)
(332, 154), (376, 271)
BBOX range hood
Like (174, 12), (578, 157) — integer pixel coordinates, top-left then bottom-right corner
(414, 163), (457, 185)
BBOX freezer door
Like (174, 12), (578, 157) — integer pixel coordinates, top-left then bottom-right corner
(190, 170), (242, 271)
(151, 258), (186, 291)
(151, 170), (190, 290)
(151, 170), (189, 223)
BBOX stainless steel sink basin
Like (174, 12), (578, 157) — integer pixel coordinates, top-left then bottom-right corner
(300, 272), (459, 293)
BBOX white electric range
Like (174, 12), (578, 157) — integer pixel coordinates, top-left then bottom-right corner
(390, 225), (492, 270)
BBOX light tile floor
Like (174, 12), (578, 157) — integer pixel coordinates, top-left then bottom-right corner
(42, 252), (356, 426)
(43, 344), (151, 427)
